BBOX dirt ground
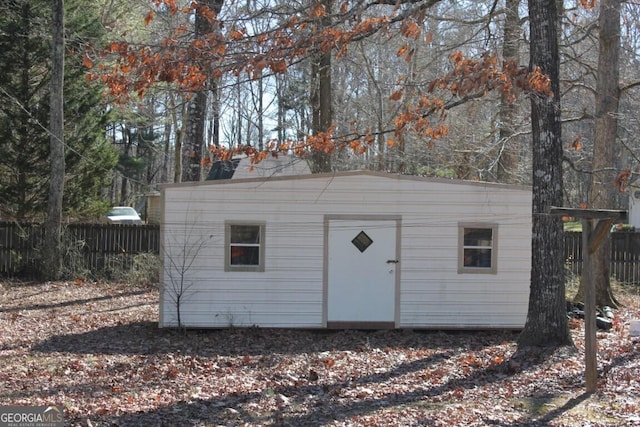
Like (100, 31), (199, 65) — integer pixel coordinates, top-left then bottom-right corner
(1, 279), (639, 426)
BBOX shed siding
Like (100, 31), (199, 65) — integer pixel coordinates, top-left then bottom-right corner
(160, 172), (531, 329)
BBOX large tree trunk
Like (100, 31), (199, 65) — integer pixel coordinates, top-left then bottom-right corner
(574, 0), (621, 308)
(496, 0), (521, 184)
(518, 0), (572, 348)
(42, 0), (65, 280)
(181, 0), (223, 182)
(310, 0), (333, 173)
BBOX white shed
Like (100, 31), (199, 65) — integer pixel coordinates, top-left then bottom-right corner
(159, 171), (532, 329)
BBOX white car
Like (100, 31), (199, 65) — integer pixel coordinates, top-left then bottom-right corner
(106, 206), (143, 224)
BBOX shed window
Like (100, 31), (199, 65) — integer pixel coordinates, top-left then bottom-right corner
(225, 222), (265, 272)
(351, 231), (374, 253)
(458, 223), (498, 274)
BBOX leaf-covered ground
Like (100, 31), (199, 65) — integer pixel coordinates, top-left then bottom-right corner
(1, 280), (639, 426)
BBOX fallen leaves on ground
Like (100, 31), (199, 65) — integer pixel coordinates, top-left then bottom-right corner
(1, 280), (639, 426)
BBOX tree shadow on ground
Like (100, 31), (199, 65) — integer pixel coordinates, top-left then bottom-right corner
(13, 346), (459, 419)
(524, 392), (592, 426)
(31, 321), (160, 355)
(0, 289), (148, 313)
(105, 348), (468, 427)
(31, 321), (518, 356)
(30, 320), (591, 426)
(270, 346), (575, 426)
(29, 322), (580, 426)
(93, 345), (573, 427)
(483, 343), (640, 426)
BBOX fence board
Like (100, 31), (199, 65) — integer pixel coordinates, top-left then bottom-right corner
(0, 221), (159, 277)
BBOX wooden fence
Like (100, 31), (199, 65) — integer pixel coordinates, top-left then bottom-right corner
(3, 222), (640, 282)
(564, 231), (640, 284)
(0, 221), (160, 277)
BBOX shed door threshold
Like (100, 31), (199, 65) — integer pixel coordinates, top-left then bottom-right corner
(327, 321), (395, 330)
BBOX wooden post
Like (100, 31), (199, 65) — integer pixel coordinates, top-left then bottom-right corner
(582, 218), (597, 392)
(550, 207), (626, 393)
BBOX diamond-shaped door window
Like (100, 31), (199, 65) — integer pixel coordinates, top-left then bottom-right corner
(351, 231), (373, 253)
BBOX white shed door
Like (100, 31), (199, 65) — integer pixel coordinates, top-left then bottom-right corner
(327, 220), (397, 325)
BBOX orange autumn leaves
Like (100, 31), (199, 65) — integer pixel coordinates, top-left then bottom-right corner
(389, 51), (551, 148)
(88, 0), (556, 164)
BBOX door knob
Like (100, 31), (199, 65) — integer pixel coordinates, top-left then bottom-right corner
(386, 259), (399, 264)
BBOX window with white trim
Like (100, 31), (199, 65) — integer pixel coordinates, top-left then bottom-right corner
(225, 222), (265, 272)
(458, 223), (498, 274)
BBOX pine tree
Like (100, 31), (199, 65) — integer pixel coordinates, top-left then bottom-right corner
(0, 0), (117, 221)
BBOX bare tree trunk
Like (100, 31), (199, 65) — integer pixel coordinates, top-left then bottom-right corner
(574, 0), (621, 308)
(310, 0), (333, 173)
(120, 127), (132, 205)
(212, 86), (220, 149)
(174, 128), (182, 183)
(183, 90), (208, 182)
(276, 75), (286, 144)
(42, 0), (65, 280)
(496, 0), (521, 183)
(518, 0), (572, 348)
(258, 76), (264, 150)
(181, 0), (224, 182)
(236, 75), (243, 147)
(161, 110), (171, 183)
(168, 93), (184, 183)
